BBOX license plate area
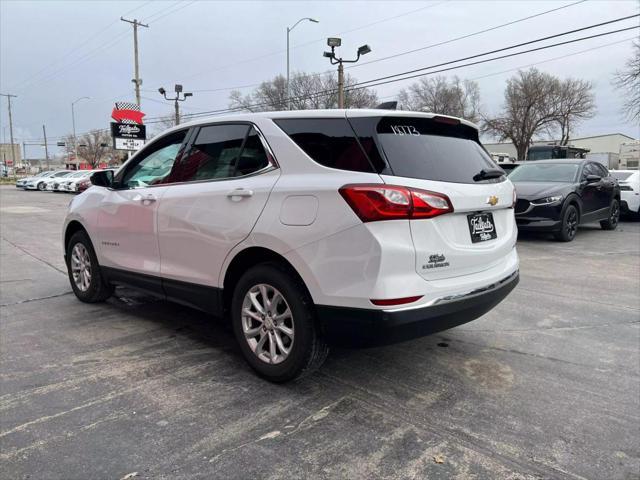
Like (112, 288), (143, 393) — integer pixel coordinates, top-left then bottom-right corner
(467, 212), (497, 243)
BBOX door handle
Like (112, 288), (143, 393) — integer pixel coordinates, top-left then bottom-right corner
(138, 193), (156, 204)
(227, 188), (254, 198)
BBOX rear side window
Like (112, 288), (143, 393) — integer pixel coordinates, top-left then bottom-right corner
(235, 128), (270, 176)
(349, 116), (499, 184)
(274, 118), (378, 173)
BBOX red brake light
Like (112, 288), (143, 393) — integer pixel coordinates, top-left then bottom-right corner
(432, 115), (460, 125)
(339, 184), (453, 222)
(371, 295), (423, 306)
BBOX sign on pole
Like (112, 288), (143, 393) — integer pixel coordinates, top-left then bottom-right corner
(111, 102), (146, 151)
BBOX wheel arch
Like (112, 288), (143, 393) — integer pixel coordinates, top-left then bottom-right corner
(564, 193), (582, 218)
(64, 220), (89, 250)
(222, 247), (312, 314)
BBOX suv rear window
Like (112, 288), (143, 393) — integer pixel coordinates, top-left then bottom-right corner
(274, 118), (378, 173)
(349, 116), (500, 184)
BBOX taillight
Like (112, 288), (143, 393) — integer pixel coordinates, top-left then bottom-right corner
(339, 184), (453, 222)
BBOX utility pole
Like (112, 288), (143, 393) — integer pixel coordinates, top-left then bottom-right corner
(158, 85), (193, 126)
(121, 17), (149, 108)
(42, 125), (50, 170)
(0, 93), (17, 175)
(322, 39), (372, 109)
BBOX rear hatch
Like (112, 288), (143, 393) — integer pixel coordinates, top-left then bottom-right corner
(348, 113), (515, 281)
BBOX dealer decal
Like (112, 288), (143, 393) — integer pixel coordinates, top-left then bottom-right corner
(422, 254), (449, 270)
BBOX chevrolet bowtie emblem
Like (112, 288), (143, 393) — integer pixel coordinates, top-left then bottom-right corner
(487, 196), (499, 206)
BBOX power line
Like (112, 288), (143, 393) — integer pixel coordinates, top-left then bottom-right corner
(178, 0), (590, 94)
(26, 23), (638, 141)
(143, 22), (639, 122)
(181, 1), (448, 82)
(347, 0), (588, 70)
(349, 25), (639, 91)
(352, 14), (640, 88)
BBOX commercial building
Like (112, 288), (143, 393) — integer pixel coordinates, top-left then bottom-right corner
(483, 133), (638, 167)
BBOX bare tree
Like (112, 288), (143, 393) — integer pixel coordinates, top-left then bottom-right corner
(398, 76), (481, 122)
(229, 72), (378, 111)
(77, 130), (114, 168)
(613, 40), (640, 121)
(152, 113), (181, 136)
(483, 68), (561, 160)
(551, 78), (595, 146)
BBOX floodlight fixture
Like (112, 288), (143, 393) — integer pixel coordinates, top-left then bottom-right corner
(327, 37), (341, 48)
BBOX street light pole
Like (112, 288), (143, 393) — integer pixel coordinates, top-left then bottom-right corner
(286, 17), (318, 110)
(71, 96), (89, 169)
(323, 39), (372, 109)
(158, 85), (193, 126)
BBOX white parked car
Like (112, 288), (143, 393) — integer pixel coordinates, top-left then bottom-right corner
(16, 170), (53, 189)
(25, 170), (73, 190)
(610, 170), (640, 216)
(45, 171), (79, 191)
(59, 170), (94, 193)
(63, 110), (519, 381)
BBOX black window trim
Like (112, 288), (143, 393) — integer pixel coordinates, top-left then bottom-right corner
(113, 121), (278, 190)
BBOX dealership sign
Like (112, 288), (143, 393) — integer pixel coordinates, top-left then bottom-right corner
(111, 102), (146, 151)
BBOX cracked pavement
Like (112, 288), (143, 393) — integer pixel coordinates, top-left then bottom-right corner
(1, 185), (639, 479)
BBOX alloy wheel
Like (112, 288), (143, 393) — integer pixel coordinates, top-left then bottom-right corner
(71, 243), (92, 292)
(566, 209), (578, 239)
(241, 283), (294, 365)
(610, 201), (619, 227)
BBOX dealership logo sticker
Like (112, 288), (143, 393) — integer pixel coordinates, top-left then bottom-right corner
(423, 253), (449, 270)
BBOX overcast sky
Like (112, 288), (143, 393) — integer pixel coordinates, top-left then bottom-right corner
(1, 0), (638, 157)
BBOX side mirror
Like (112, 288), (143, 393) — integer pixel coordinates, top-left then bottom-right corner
(90, 170), (113, 188)
(585, 174), (601, 183)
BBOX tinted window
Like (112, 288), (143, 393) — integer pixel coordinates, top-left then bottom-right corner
(582, 163), (602, 179)
(275, 118), (376, 173)
(235, 127), (270, 176)
(594, 163), (608, 177)
(350, 116), (498, 184)
(169, 124), (249, 183)
(121, 130), (187, 188)
(509, 163), (579, 182)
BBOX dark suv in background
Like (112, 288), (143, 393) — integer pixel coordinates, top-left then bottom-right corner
(509, 159), (620, 242)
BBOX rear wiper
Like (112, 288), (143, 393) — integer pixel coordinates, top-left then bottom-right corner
(473, 168), (504, 182)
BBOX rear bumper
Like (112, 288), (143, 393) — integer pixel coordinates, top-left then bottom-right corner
(317, 270), (519, 347)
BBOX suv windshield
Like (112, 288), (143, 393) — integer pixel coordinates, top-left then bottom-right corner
(348, 116), (499, 184)
(508, 163), (579, 182)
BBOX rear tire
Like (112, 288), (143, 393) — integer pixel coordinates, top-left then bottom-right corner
(600, 198), (620, 230)
(66, 230), (114, 303)
(553, 204), (579, 242)
(231, 263), (328, 382)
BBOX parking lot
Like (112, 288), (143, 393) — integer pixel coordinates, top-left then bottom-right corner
(1, 185), (638, 479)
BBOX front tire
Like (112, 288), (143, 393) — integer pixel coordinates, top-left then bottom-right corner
(231, 263), (328, 382)
(37, 182), (46, 191)
(66, 230), (114, 303)
(553, 204), (579, 242)
(600, 198), (620, 230)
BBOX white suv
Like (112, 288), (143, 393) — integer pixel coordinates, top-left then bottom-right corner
(63, 110), (519, 382)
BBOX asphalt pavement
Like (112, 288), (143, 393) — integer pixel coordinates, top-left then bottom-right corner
(1, 185), (638, 479)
